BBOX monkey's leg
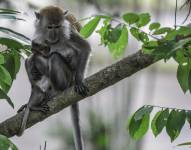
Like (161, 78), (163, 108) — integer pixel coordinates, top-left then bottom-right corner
(49, 53), (84, 150)
(30, 105), (49, 113)
(18, 86), (47, 136)
(28, 86), (48, 107)
(74, 83), (89, 97)
(49, 53), (73, 91)
(25, 55), (42, 83)
(34, 55), (49, 76)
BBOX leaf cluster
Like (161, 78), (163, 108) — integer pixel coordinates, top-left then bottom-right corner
(0, 9), (31, 108)
(128, 106), (191, 142)
(80, 12), (191, 94)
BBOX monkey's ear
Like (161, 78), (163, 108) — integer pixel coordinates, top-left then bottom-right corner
(63, 10), (68, 16)
(35, 11), (40, 19)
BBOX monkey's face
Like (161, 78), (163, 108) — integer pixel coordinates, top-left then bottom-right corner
(35, 7), (69, 44)
(35, 14), (63, 44)
(43, 19), (62, 44)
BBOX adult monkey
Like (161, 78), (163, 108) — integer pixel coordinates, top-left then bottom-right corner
(18, 6), (91, 150)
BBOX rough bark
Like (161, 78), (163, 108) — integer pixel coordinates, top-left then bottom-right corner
(0, 50), (156, 138)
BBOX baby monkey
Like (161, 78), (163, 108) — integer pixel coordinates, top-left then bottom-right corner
(18, 6), (91, 150)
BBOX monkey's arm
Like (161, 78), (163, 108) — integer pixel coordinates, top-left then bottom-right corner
(31, 40), (50, 57)
(25, 55), (42, 85)
(18, 56), (42, 113)
(75, 45), (90, 83)
(70, 33), (91, 96)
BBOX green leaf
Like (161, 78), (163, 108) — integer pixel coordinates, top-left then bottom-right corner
(0, 27), (30, 44)
(138, 32), (149, 43)
(143, 41), (158, 49)
(96, 15), (111, 19)
(13, 51), (21, 76)
(149, 22), (160, 31)
(108, 26), (128, 58)
(151, 109), (169, 137)
(0, 12), (18, 15)
(186, 111), (191, 128)
(23, 45), (32, 56)
(128, 114), (150, 140)
(151, 40), (175, 60)
(0, 54), (4, 64)
(0, 37), (23, 50)
(0, 88), (13, 108)
(177, 64), (189, 93)
(177, 26), (191, 36)
(136, 13), (151, 27)
(177, 142), (191, 146)
(174, 50), (187, 64)
(0, 8), (20, 14)
(3, 51), (20, 80)
(142, 41), (158, 54)
(108, 24), (123, 43)
(173, 38), (191, 52)
(0, 14), (24, 21)
(165, 30), (178, 40)
(0, 65), (12, 86)
(80, 16), (101, 38)
(153, 27), (172, 35)
(166, 110), (186, 142)
(96, 19), (111, 46)
(0, 78), (10, 93)
(130, 27), (140, 41)
(188, 70), (191, 93)
(122, 12), (139, 25)
(134, 106), (153, 121)
(0, 134), (18, 150)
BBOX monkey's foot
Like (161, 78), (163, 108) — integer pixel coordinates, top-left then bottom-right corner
(74, 83), (89, 97)
(44, 91), (55, 101)
(17, 104), (27, 113)
(30, 104), (49, 114)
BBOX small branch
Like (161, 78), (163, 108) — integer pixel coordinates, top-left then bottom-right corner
(0, 50), (156, 138)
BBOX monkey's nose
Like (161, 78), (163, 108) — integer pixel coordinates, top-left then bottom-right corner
(50, 31), (56, 40)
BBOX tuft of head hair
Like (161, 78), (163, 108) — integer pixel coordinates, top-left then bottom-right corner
(40, 6), (64, 16)
(39, 6), (67, 24)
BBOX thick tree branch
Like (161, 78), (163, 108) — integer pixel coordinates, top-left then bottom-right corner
(0, 50), (156, 138)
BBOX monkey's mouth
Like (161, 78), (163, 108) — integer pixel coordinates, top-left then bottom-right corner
(46, 38), (59, 44)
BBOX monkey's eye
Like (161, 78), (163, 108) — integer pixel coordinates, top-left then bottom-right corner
(47, 26), (53, 29)
(55, 25), (61, 28)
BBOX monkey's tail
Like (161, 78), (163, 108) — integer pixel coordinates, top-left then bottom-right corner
(17, 106), (30, 136)
(70, 103), (84, 150)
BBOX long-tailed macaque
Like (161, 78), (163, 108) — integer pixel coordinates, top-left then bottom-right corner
(17, 6), (91, 150)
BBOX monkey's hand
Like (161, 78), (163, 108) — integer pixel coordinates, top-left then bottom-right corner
(74, 82), (89, 97)
(32, 40), (50, 57)
(31, 67), (42, 81)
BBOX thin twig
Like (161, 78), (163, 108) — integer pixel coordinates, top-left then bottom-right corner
(175, 0), (178, 29)
(181, 0), (191, 24)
